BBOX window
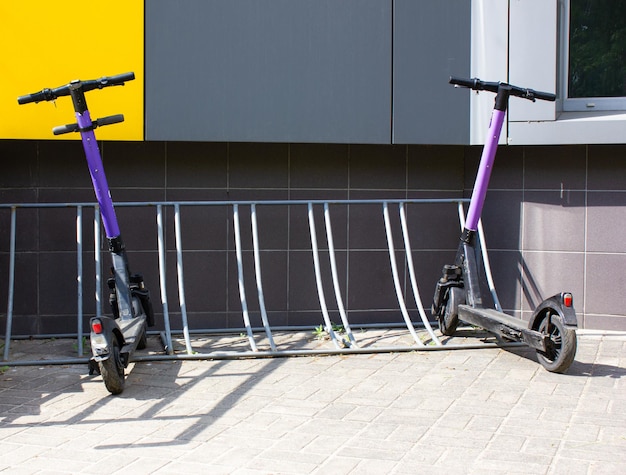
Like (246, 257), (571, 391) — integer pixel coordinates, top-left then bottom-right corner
(561, 0), (626, 111)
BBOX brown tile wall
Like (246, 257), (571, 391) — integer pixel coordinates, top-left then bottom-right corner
(1, 140), (625, 335)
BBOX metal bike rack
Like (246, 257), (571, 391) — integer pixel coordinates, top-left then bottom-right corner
(1, 198), (508, 366)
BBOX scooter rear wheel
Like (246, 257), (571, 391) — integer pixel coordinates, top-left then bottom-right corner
(536, 312), (577, 373)
(99, 338), (125, 395)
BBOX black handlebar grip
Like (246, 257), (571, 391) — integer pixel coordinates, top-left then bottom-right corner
(17, 94), (34, 105)
(17, 89), (52, 105)
(105, 72), (135, 86)
(95, 114), (125, 127)
(449, 76), (479, 89)
(532, 90), (557, 102)
(450, 76), (501, 94)
(52, 123), (80, 135)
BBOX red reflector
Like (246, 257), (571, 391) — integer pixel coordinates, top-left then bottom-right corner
(92, 319), (103, 334)
(563, 293), (573, 308)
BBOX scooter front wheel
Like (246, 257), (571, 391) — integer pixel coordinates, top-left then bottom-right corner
(536, 312), (577, 373)
(438, 287), (463, 336)
(99, 338), (125, 394)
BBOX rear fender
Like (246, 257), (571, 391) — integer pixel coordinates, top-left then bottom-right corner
(529, 293), (578, 330)
(89, 316), (125, 361)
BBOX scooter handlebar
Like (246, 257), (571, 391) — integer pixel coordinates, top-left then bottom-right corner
(531, 89), (557, 102)
(52, 114), (125, 135)
(17, 72), (135, 105)
(102, 72), (135, 86)
(95, 114), (125, 127)
(80, 72), (135, 93)
(18, 88), (57, 105)
(52, 123), (80, 135)
(450, 76), (500, 93)
(449, 76), (556, 102)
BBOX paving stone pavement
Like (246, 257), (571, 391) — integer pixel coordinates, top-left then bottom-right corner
(0, 331), (625, 474)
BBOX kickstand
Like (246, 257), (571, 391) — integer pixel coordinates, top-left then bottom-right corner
(88, 359), (100, 375)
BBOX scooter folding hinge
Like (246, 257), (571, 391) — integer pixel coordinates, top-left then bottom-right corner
(441, 264), (462, 283)
(460, 228), (477, 244)
(108, 236), (125, 253)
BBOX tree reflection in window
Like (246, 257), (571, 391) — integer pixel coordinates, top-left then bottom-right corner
(568, 0), (626, 98)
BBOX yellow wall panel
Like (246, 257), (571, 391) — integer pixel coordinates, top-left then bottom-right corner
(0, 2), (143, 140)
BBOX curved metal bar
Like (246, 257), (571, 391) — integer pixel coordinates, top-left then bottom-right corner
(233, 204), (258, 351)
(3, 198), (492, 362)
(0, 198), (470, 209)
(157, 205), (174, 355)
(382, 202), (423, 346)
(323, 203), (357, 347)
(174, 204), (194, 354)
(458, 202), (502, 312)
(132, 340), (522, 361)
(76, 206), (84, 357)
(0, 339), (526, 367)
(457, 201), (466, 230)
(477, 219), (502, 312)
(250, 204), (277, 351)
(3, 207), (17, 361)
(398, 203), (440, 345)
(94, 206), (102, 318)
(308, 203), (340, 349)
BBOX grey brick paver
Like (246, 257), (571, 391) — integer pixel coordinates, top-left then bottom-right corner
(0, 331), (624, 473)
(344, 404), (383, 422)
(245, 456), (318, 474)
(312, 455), (360, 474)
(350, 458), (399, 474)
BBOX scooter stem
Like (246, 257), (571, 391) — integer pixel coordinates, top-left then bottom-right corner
(463, 100), (507, 233)
(69, 82), (134, 318)
(70, 82), (121, 239)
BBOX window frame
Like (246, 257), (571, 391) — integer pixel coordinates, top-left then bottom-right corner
(474, 0), (626, 145)
(559, 0), (626, 112)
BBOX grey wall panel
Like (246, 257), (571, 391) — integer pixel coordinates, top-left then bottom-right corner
(146, 0), (391, 143)
(393, 1), (471, 144)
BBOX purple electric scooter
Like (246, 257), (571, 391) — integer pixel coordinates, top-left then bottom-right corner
(432, 77), (577, 373)
(18, 73), (155, 394)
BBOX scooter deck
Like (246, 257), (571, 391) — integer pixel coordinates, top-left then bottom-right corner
(457, 304), (547, 351)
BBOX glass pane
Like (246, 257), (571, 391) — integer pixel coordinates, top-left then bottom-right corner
(568, 0), (626, 98)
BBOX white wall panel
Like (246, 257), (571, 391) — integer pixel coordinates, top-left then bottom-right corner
(470, 0), (509, 144)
